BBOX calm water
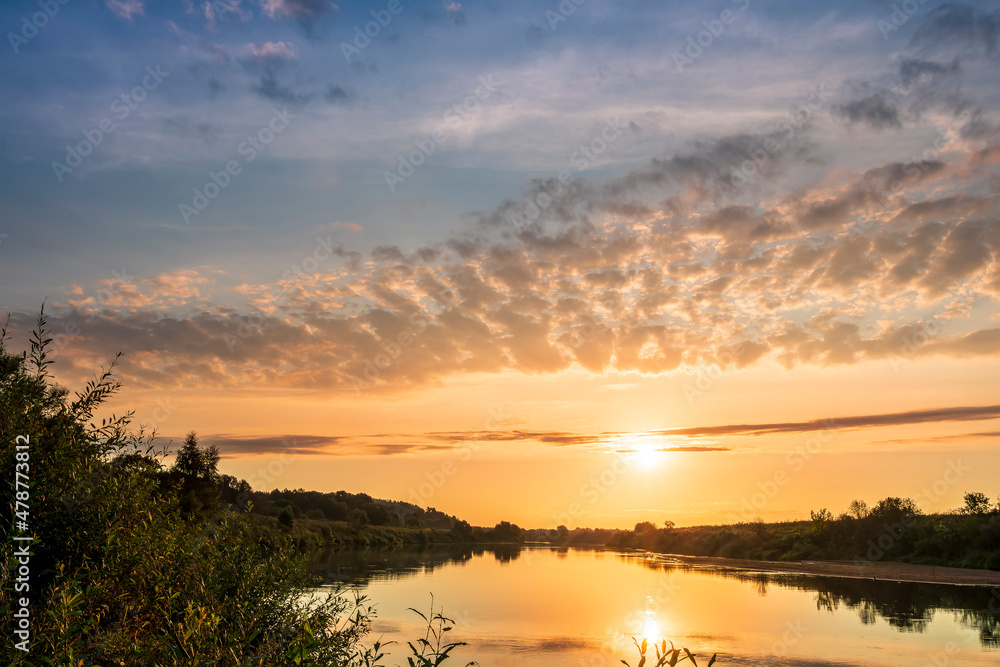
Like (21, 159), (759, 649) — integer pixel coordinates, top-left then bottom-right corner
(309, 546), (1000, 667)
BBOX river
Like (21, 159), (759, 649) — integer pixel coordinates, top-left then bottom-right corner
(309, 545), (1000, 667)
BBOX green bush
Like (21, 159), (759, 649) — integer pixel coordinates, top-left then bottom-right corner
(0, 311), (377, 666)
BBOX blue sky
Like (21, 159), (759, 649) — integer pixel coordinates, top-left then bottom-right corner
(4, 0), (994, 306)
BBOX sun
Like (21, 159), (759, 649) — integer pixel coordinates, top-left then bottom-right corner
(642, 618), (661, 643)
(632, 444), (662, 469)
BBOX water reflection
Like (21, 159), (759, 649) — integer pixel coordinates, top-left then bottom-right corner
(308, 543), (481, 584)
(624, 552), (1000, 648)
(312, 545), (1000, 649)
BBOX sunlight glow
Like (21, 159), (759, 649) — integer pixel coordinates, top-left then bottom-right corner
(643, 618), (660, 643)
(631, 445), (662, 469)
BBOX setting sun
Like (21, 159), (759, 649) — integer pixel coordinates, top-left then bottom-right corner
(631, 445), (664, 470)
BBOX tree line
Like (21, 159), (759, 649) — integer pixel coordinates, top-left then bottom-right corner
(609, 495), (1000, 570)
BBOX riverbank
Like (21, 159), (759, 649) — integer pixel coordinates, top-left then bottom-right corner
(646, 552), (1000, 586)
(608, 506), (1000, 572)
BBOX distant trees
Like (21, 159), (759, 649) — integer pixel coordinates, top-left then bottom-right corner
(963, 492), (992, 515)
(810, 508), (834, 524)
(167, 432), (221, 521)
(608, 492), (1000, 570)
(487, 521), (524, 543)
(868, 496), (921, 524)
(347, 508), (370, 527)
(451, 518), (473, 540)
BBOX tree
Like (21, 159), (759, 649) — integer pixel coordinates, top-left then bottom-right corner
(869, 496), (921, 524)
(451, 518), (473, 540)
(489, 520), (524, 543)
(962, 492), (991, 515)
(810, 508), (834, 523)
(347, 508), (369, 526)
(278, 506), (295, 531)
(169, 432), (221, 521)
(847, 499), (868, 520)
(634, 521), (657, 533)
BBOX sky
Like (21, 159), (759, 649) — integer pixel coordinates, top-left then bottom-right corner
(1, 0), (999, 529)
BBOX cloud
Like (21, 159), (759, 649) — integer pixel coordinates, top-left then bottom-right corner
(832, 8), (1000, 139)
(23, 165), (999, 394)
(201, 434), (346, 456)
(191, 433), (466, 457)
(197, 403), (1000, 457)
(870, 430), (1000, 446)
(242, 41), (298, 62)
(197, 429), (736, 457)
(239, 42), (314, 105)
(106, 0), (144, 21)
(324, 84), (352, 105)
(161, 115), (223, 143)
(656, 446), (731, 452)
(252, 76), (314, 105)
(13, 43), (1000, 397)
(424, 430), (606, 446)
(443, 1), (466, 25)
(833, 94), (902, 130)
(909, 4), (1000, 59)
(653, 404), (1000, 438)
(199, 0), (252, 27)
(260, 0), (338, 33)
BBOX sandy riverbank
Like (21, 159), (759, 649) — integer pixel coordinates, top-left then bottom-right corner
(645, 553), (1000, 586)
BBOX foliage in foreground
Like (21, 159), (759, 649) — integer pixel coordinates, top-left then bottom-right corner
(0, 311), (378, 665)
(623, 637), (716, 667)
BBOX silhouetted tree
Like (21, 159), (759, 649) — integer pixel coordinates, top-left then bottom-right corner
(811, 508), (834, 523)
(963, 492), (991, 515)
(169, 432), (221, 521)
(848, 499), (869, 520)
